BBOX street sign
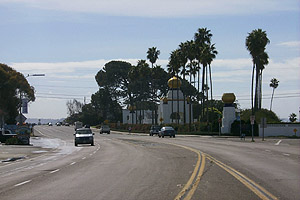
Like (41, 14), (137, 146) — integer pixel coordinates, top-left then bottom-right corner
(250, 115), (255, 125)
(16, 114), (27, 124)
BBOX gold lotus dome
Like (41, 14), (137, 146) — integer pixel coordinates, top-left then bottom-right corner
(168, 76), (182, 89)
(222, 93), (236, 104)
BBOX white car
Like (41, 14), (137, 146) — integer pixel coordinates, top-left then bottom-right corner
(74, 128), (94, 146)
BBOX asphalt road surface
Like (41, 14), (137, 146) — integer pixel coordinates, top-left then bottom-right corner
(0, 125), (299, 200)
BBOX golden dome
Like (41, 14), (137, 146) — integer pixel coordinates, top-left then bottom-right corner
(222, 93), (236, 104)
(168, 76), (182, 89)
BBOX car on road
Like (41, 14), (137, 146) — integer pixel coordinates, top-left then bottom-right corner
(149, 125), (161, 136)
(159, 126), (176, 138)
(74, 128), (94, 146)
(75, 121), (83, 130)
(100, 125), (110, 134)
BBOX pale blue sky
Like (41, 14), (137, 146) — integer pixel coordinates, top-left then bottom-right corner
(0, 0), (299, 120)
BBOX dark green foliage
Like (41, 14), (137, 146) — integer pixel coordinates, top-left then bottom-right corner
(241, 108), (281, 123)
(0, 63), (35, 123)
(5, 137), (22, 145)
(231, 120), (259, 136)
(289, 113), (297, 123)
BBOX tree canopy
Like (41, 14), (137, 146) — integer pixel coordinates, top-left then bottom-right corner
(0, 63), (35, 123)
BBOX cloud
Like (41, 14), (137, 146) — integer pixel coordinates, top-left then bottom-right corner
(277, 41), (300, 48)
(10, 56), (299, 86)
(1, 0), (299, 17)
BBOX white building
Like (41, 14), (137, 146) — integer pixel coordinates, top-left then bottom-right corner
(122, 109), (153, 124)
(158, 77), (193, 124)
(122, 76), (193, 125)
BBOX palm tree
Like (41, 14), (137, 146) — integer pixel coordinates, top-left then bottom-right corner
(289, 113), (297, 123)
(147, 47), (160, 68)
(246, 29), (270, 113)
(178, 42), (190, 124)
(269, 78), (279, 111)
(194, 28), (214, 120)
(168, 50), (181, 124)
(147, 47), (160, 124)
(202, 43), (218, 101)
(194, 28), (212, 93)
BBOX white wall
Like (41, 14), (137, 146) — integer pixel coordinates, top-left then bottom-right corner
(259, 124), (300, 137)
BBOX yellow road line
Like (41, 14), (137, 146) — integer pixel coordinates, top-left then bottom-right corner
(171, 144), (205, 200)
(184, 153), (206, 200)
(206, 154), (278, 200)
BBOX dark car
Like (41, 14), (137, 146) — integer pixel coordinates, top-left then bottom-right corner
(149, 125), (161, 136)
(100, 125), (110, 134)
(74, 128), (94, 146)
(159, 126), (176, 138)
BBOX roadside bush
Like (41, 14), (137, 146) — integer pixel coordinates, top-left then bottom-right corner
(5, 137), (22, 145)
(231, 120), (258, 136)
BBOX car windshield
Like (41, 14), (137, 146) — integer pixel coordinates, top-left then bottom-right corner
(163, 127), (174, 130)
(76, 130), (92, 134)
(152, 126), (160, 130)
(102, 125), (109, 128)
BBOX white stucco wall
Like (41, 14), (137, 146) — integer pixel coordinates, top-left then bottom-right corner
(259, 124), (300, 137)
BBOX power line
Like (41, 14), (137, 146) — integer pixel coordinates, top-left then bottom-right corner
(36, 95), (91, 101)
(236, 95), (300, 101)
(214, 92), (300, 98)
(37, 92), (92, 97)
(34, 84), (98, 89)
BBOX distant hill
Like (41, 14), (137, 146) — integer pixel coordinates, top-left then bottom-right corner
(26, 118), (66, 125)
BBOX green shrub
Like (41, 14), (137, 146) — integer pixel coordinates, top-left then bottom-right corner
(5, 137), (21, 145)
(231, 120), (258, 136)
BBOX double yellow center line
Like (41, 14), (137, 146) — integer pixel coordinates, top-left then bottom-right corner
(171, 143), (278, 200)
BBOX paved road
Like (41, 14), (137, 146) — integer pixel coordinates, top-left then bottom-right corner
(0, 125), (299, 200)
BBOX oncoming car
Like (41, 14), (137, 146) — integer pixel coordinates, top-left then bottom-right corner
(149, 125), (161, 136)
(74, 128), (94, 146)
(158, 126), (176, 138)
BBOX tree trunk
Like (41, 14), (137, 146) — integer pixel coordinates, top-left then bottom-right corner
(201, 66), (206, 120)
(251, 63), (255, 115)
(183, 66), (186, 124)
(259, 71), (263, 110)
(270, 87), (275, 111)
(209, 64), (213, 101)
(177, 75), (179, 124)
(254, 65), (260, 112)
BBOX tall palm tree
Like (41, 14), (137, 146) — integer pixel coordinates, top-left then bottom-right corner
(168, 50), (181, 124)
(179, 42), (190, 124)
(147, 47), (160, 68)
(194, 28), (213, 120)
(246, 29), (270, 113)
(269, 78), (279, 111)
(147, 47), (160, 124)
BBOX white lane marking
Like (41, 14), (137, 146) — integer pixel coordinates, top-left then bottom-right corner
(275, 140), (282, 145)
(90, 153), (93, 156)
(14, 180), (32, 187)
(70, 162), (76, 166)
(265, 150), (271, 152)
(82, 157), (86, 160)
(50, 169), (60, 174)
(283, 153), (290, 156)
